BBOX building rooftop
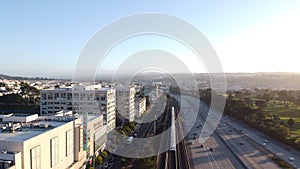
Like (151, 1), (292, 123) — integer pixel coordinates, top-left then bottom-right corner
(0, 114), (77, 142)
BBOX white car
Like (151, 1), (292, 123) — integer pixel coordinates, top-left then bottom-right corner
(263, 143), (267, 146)
(264, 139), (269, 143)
(288, 156), (295, 161)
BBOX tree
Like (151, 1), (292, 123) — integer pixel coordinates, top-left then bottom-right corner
(101, 151), (108, 158)
(287, 118), (295, 126)
(95, 155), (102, 166)
(127, 121), (136, 131)
(136, 157), (157, 169)
(117, 129), (127, 136)
(123, 126), (132, 135)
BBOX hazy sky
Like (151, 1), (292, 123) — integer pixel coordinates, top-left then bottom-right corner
(1, 1), (300, 77)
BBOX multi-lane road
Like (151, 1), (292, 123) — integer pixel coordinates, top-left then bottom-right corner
(107, 94), (299, 169)
(174, 95), (299, 169)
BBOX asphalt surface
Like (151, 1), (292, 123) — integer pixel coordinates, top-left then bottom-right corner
(174, 95), (288, 169)
(224, 117), (300, 168)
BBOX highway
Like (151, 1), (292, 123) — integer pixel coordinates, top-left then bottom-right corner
(109, 94), (299, 169)
(224, 117), (300, 168)
(174, 95), (288, 169)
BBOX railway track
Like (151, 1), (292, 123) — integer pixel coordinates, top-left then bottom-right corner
(157, 97), (190, 169)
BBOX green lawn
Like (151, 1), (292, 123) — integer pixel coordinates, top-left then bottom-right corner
(264, 102), (300, 141)
(280, 117), (300, 141)
(265, 102), (300, 118)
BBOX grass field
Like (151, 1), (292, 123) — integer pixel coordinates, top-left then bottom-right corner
(264, 101), (300, 141)
(280, 117), (300, 140)
(265, 102), (300, 118)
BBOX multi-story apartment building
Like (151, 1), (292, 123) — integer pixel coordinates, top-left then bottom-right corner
(40, 85), (116, 132)
(116, 86), (135, 122)
(0, 113), (86, 169)
(134, 97), (146, 118)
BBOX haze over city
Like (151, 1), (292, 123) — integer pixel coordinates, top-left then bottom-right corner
(1, 1), (300, 78)
(2, 1), (300, 169)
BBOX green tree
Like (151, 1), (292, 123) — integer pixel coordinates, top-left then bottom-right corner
(95, 155), (102, 166)
(123, 126), (132, 135)
(136, 156), (157, 169)
(101, 151), (108, 158)
(127, 121), (136, 131)
(118, 129), (127, 136)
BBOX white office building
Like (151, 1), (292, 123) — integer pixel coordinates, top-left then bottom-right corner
(40, 85), (116, 132)
(116, 86), (135, 122)
(0, 113), (86, 169)
(134, 97), (146, 118)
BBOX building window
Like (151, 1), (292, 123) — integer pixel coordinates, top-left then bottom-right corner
(66, 130), (73, 157)
(54, 93), (60, 100)
(50, 137), (59, 167)
(47, 94), (53, 100)
(41, 93), (47, 100)
(30, 145), (41, 169)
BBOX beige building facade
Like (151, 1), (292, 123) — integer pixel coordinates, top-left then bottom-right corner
(0, 114), (86, 169)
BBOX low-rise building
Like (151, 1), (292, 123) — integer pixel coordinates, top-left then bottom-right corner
(84, 114), (107, 159)
(0, 113), (86, 169)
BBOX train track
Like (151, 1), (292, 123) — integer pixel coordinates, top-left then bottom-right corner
(157, 97), (190, 169)
(174, 105), (190, 169)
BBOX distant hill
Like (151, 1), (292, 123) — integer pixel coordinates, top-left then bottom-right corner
(223, 72), (300, 90)
(3, 72), (300, 90)
(0, 74), (55, 80)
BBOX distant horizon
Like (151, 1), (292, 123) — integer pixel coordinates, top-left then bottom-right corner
(2, 71), (300, 80)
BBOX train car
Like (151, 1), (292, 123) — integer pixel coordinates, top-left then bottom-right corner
(170, 106), (176, 151)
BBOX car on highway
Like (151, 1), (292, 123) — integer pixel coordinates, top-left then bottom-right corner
(288, 156), (295, 161)
(264, 139), (269, 143)
(263, 142), (267, 146)
(209, 148), (214, 152)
